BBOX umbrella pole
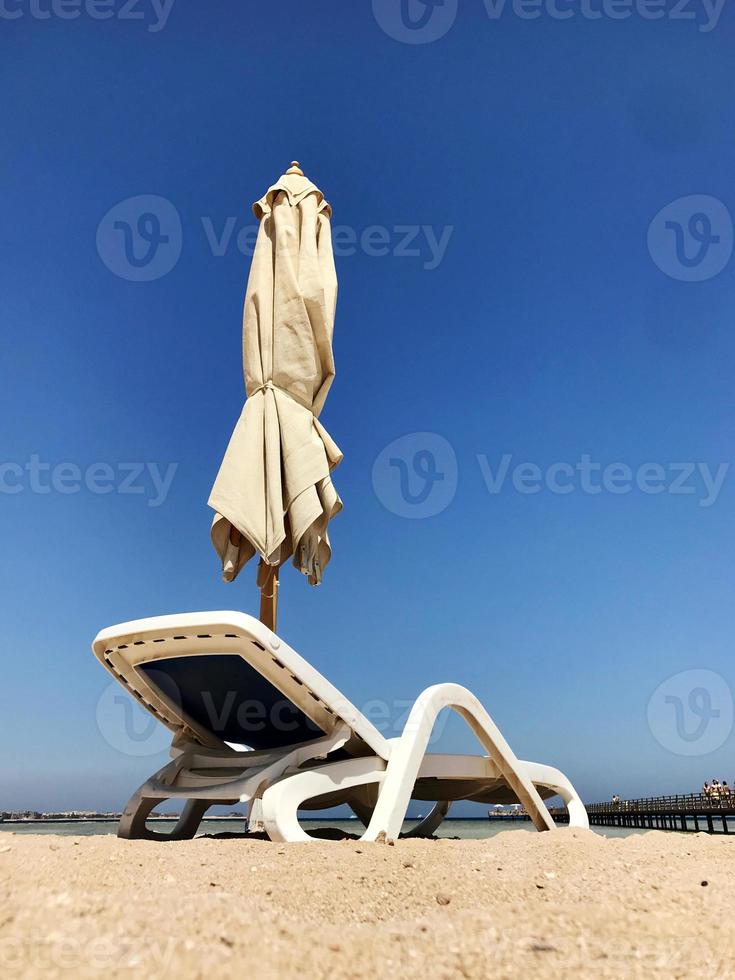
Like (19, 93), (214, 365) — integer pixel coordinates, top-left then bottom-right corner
(259, 564), (280, 633)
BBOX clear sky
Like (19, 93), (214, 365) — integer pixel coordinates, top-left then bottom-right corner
(2, 1), (734, 816)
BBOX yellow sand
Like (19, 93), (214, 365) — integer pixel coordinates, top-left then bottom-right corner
(1, 828), (734, 978)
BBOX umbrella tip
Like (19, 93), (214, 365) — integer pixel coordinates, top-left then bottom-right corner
(286, 161), (304, 176)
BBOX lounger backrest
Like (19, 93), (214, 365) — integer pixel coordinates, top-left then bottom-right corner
(93, 611), (389, 758)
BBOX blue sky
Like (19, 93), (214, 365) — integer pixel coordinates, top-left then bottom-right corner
(2, 1), (734, 815)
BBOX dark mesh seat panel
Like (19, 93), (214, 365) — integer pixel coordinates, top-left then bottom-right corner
(139, 654), (325, 749)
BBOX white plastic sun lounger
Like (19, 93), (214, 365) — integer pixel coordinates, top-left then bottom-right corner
(92, 611), (588, 841)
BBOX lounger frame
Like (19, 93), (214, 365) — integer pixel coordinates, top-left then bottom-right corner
(93, 612), (588, 841)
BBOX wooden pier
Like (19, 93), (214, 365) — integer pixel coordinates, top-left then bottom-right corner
(555, 793), (735, 834)
(488, 793), (735, 834)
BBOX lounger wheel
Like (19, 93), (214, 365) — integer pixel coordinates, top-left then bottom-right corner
(118, 795), (213, 841)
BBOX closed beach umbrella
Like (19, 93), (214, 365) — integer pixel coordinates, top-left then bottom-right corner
(209, 162), (342, 627)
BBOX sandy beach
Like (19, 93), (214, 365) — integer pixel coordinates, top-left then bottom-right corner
(1, 828), (734, 978)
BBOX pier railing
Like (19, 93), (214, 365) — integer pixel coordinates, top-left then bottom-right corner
(584, 793), (734, 814)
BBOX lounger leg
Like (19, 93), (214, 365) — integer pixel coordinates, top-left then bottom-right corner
(247, 798), (266, 833)
(403, 800), (451, 838)
(347, 798), (375, 828)
(264, 685), (558, 843)
(263, 769), (450, 841)
(363, 684), (556, 841)
(522, 762), (589, 830)
(173, 799), (212, 838)
(118, 793), (212, 841)
(262, 757), (387, 843)
(118, 793), (157, 840)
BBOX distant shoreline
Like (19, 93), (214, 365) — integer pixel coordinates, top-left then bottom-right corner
(1, 815), (494, 825)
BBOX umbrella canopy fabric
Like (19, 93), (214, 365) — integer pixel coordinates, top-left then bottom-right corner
(209, 166), (342, 587)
